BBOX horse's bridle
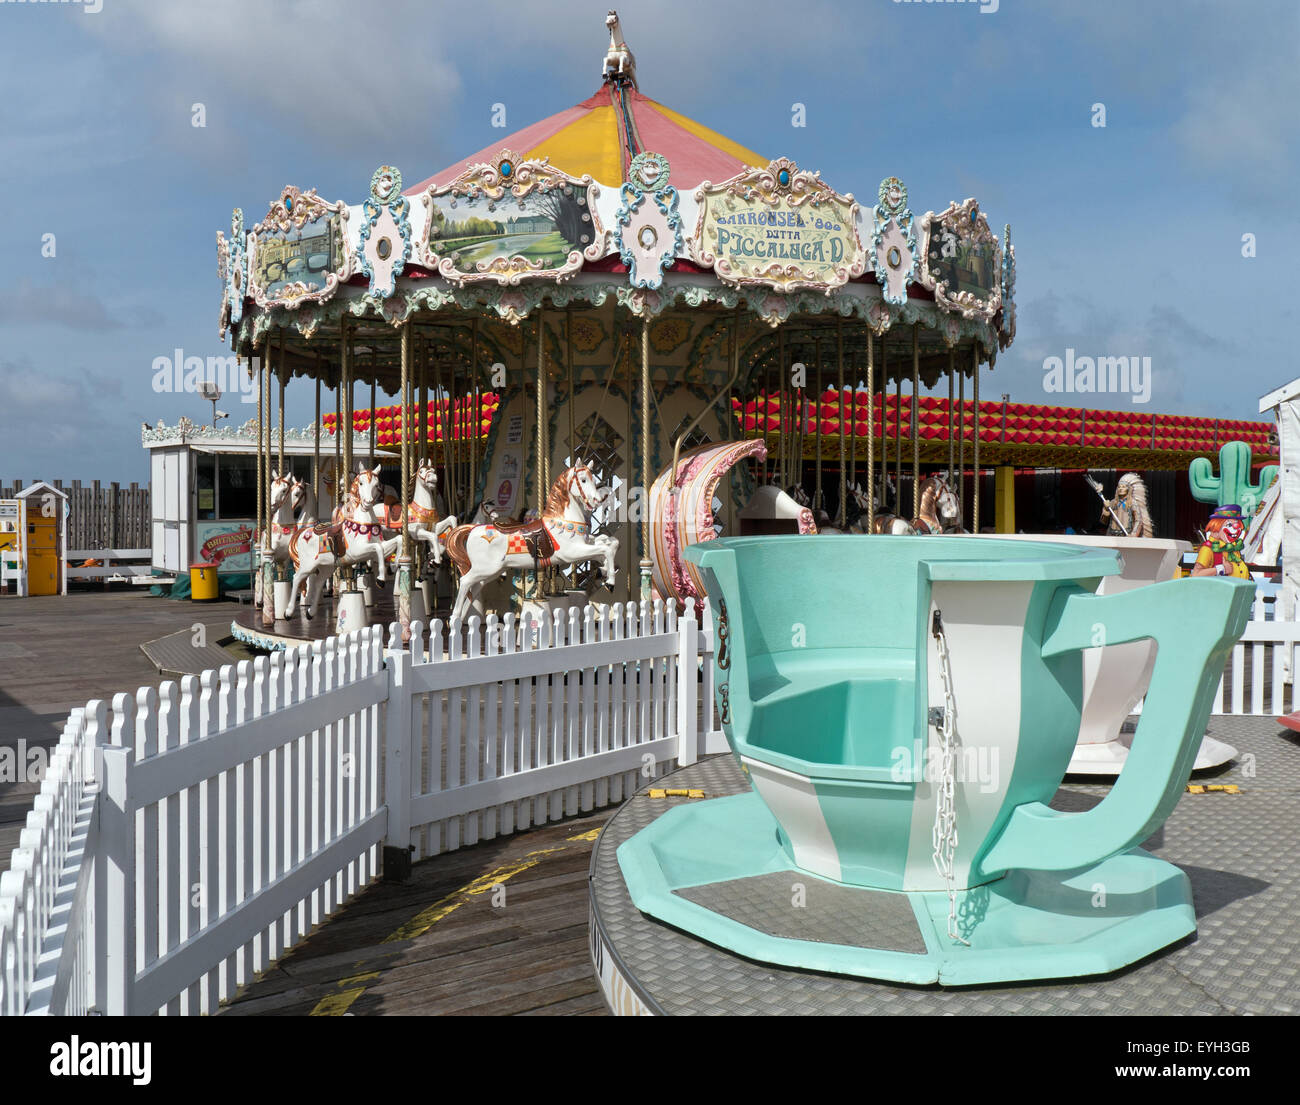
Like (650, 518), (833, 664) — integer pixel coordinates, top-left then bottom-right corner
(352, 469), (383, 509)
(566, 465), (600, 514)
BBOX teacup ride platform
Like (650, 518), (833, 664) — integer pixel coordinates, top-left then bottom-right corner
(598, 536), (1255, 998)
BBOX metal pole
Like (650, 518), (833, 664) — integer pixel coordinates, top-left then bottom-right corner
(399, 321), (413, 639)
(911, 323), (919, 519)
(837, 318), (846, 526)
(973, 343), (981, 533)
(640, 315), (651, 599)
(313, 368), (320, 506)
(866, 328), (875, 534)
(369, 356), (376, 465)
(947, 346), (955, 483)
(536, 312), (548, 517)
(277, 330), (285, 480)
(814, 335), (822, 512)
(894, 370), (902, 514)
(567, 310), (576, 466)
(958, 358), (966, 524)
(880, 337), (888, 511)
(341, 320), (352, 485)
(469, 319), (478, 505)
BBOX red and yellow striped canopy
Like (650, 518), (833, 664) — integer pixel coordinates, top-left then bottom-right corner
(406, 86), (767, 195)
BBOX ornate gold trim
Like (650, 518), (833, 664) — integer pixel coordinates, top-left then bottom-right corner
(918, 198), (1003, 322)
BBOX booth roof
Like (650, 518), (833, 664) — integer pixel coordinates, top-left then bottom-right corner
(404, 87), (767, 196)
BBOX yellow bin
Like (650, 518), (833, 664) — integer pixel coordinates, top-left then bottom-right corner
(190, 561), (220, 601)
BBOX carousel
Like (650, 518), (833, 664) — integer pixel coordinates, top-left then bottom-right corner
(211, 12), (1258, 1011)
(218, 10), (1011, 650)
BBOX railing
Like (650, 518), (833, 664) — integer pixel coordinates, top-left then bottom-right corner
(4, 578), (1284, 1015)
(0, 599), (721, 1015)
(394, 600), (715, 861)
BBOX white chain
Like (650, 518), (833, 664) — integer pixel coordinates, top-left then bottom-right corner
(931, 610), (970, 947)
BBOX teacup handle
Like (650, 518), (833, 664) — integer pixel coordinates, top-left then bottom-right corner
(690, 546), (752, 738)
(976, 576), (1254, 878)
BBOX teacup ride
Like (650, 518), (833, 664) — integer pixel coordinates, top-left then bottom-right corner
(616, 535), (1253, 986)
(982, 534), (1237, 774)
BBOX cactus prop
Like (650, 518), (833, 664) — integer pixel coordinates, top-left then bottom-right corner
(1188, 441), (1278, 516)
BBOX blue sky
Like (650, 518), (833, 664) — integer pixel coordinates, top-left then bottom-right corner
(1, 0), (1296, 485)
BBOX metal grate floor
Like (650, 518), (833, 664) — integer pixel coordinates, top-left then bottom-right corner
(590, 716), (1300, 1015)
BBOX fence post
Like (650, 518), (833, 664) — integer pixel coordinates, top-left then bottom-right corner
(382, 628), (413, 880)
(94, 694), (134, 1015)
(677, 599), (699, 766)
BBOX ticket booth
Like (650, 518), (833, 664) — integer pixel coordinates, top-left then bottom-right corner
(1, 483), (70, 597)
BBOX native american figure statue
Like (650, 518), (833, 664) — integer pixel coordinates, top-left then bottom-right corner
(1101, 472), (1154, 538)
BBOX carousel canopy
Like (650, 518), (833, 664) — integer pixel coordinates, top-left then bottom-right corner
(406, 88), (767, 196)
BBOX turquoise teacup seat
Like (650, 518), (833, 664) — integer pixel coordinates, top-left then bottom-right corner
(617, 535), (1254, 985)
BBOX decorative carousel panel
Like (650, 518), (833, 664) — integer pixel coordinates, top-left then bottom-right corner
(217, 207), (250, 339)
(689, 158), (866, 295)
(999, 223), (1016, 350)
(248, 186), (352, 310)
(919, 198), (1002, 322)
(616, 151), (682, 291)
(649, 439), (768, 605)
(357, 165), (413, 302)
(871, 177), (918, 308)
(419, 151), (608, 287)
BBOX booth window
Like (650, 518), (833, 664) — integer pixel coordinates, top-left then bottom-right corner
(218, 454), (258, 519)
(196, 454), (216, 520)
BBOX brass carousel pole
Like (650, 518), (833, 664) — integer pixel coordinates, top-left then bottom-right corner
(253, 347), (263, 619)
(911, 323), (920, 519)
(535, 311), (547, 518)
(947, 346), (955, 483)
(894, 367), (902, 515)
(339, 319), (352, 606)
(639, 315), (652, 601)
(777, 326), (786, 491)
(958, 356), (966, 525)
(333, 359), (341, 517)
(866, 328), (876, 534)
(261, 336), (274, 627)
(398, 321), (413, 641)
(567, 311), (576, 467)
(837, 319), (846, 527)
(277, 329), (285, 486)
(369, 355), (376, 465)
(469, 319), (478, 509)
(880, 337), (888, 511)
(972, 343), (982, 533)
(814, 335), (822, 513)
(313, 364), (321, 511)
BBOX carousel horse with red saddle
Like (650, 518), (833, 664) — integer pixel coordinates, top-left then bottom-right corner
(443, 462), (619, 624)
(285, 465), (402, 618)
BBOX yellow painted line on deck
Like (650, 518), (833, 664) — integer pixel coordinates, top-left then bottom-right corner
(310, 833), (598, 1015)
(310, 987), (369, 1017)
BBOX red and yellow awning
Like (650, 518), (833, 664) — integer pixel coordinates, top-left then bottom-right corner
(406, 87), (766, 195)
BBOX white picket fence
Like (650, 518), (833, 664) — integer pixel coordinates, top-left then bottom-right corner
(0, 598), (721, 1016)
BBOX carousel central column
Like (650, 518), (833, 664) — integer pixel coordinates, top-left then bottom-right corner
(398, 321), (414, 642)
(640, 316), (652, 601)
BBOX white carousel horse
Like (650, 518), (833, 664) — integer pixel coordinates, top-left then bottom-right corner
(261, 471), (304, 565)
(911, 472), (965, 534)
(443, 463), (619, 624)
(379, 458), (458, 567)
(285, 466), (402, 618)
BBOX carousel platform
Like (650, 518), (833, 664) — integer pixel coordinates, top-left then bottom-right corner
(229, 591), (454, 651)
(589, 715), (1300, 1015)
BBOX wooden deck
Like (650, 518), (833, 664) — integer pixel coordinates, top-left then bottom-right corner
(0, 591), (241, 872)
(0, 590), (611, 1015)
(219, 813), (610, 1016)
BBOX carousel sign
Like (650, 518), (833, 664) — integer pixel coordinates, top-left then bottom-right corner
(419, 150), (608, 287)
(919, 198), (1002, 322)
(248, 186), (352, 310)
(690, 158), (865, 294)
